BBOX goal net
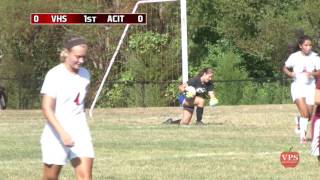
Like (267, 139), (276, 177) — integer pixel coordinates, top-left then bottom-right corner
(90, 0), (183, 115)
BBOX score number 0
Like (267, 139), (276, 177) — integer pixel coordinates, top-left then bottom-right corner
(33, 15), (39, 23)
(138, 15), (144, 23)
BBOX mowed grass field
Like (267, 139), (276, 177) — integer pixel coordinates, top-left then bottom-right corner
(1, 105), (320, 179)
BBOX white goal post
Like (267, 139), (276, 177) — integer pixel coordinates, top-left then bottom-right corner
(89, 0), (188, 117)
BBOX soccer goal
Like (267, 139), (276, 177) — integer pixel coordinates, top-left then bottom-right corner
(89, 0), (188, 117)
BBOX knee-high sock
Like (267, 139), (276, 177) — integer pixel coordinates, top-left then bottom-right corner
(196, 107), (204, 122)
(295, 115), (300, 128)
(300, 117), (308, 138)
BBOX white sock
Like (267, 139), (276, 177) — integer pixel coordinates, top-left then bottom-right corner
(300, 117), (308, 139)
(295, 115), (300, 126)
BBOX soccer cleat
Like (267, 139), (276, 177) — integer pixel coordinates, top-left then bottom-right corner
(195, 121), (206, 126)
(162, 118), (173, 124)
(300, 137), (307, 144)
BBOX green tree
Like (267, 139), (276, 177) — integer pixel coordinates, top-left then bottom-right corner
(123, 31), (180, 107)
(203, 41), (248, 105)
(214, 0), (320, 78)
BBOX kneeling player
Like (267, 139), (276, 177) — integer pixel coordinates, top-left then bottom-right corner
(163, 68), (218, 125)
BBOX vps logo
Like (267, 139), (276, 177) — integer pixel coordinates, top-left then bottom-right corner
(280, 147), (299, 168)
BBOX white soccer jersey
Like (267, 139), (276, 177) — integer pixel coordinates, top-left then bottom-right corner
(40, 63), (91, 143)
(285, 51), (320, 84)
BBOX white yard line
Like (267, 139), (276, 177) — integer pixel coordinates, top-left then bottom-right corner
(95, 151), (283, 162)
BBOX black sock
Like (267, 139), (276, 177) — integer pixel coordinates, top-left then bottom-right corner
(196, 107), (204, 122)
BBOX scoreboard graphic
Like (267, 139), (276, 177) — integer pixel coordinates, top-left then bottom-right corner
(30, 13), (147, 25)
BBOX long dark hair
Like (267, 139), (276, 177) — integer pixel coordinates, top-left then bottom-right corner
(197, 68), (214, 77)
(296, 35), (312, 51)
(287, 30), (312, 55)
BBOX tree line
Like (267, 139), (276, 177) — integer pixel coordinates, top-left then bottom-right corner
(0, 0), (319, 108)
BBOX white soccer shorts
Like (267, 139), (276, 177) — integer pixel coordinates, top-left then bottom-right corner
(41, 139), (94, 165)
(291, 82), (315, 105)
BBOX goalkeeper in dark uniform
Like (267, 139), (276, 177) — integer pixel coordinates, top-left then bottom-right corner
(164, 68), (218, 125)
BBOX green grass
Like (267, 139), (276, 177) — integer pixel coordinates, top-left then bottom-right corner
(1, 105), (320, 179)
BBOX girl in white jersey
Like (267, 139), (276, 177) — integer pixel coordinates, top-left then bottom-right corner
(40, 37), (94, 180)
(283, 35), (320, 144)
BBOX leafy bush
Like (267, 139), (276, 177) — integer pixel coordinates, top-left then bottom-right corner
(239, 80), (291, 105)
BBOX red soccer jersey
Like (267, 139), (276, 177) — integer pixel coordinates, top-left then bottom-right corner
(311, 106), (320, 140)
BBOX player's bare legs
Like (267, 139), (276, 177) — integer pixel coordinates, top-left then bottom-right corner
(180, 98), (194, 125)
(194, 97), (205, 107)
(180, 97), (207, 125)
(314, 89), (320, 111)
(71, 157), (94, 180)
(307, 105), (314, 118)
(42, 164), (63, 180)
(295, 98), (312, 143)
(180, 109), (193, 125)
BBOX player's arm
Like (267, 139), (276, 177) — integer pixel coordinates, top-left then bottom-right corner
(311, 57), (320, 77)
(282, 65), (295, 78)
(41, 95), (74, 147)
(310, 70), (320, 77)
(180, 77), (197, 92)
(208, 91), (216, 99)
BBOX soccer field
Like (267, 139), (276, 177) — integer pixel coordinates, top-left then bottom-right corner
(1, 105), (320, 179)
